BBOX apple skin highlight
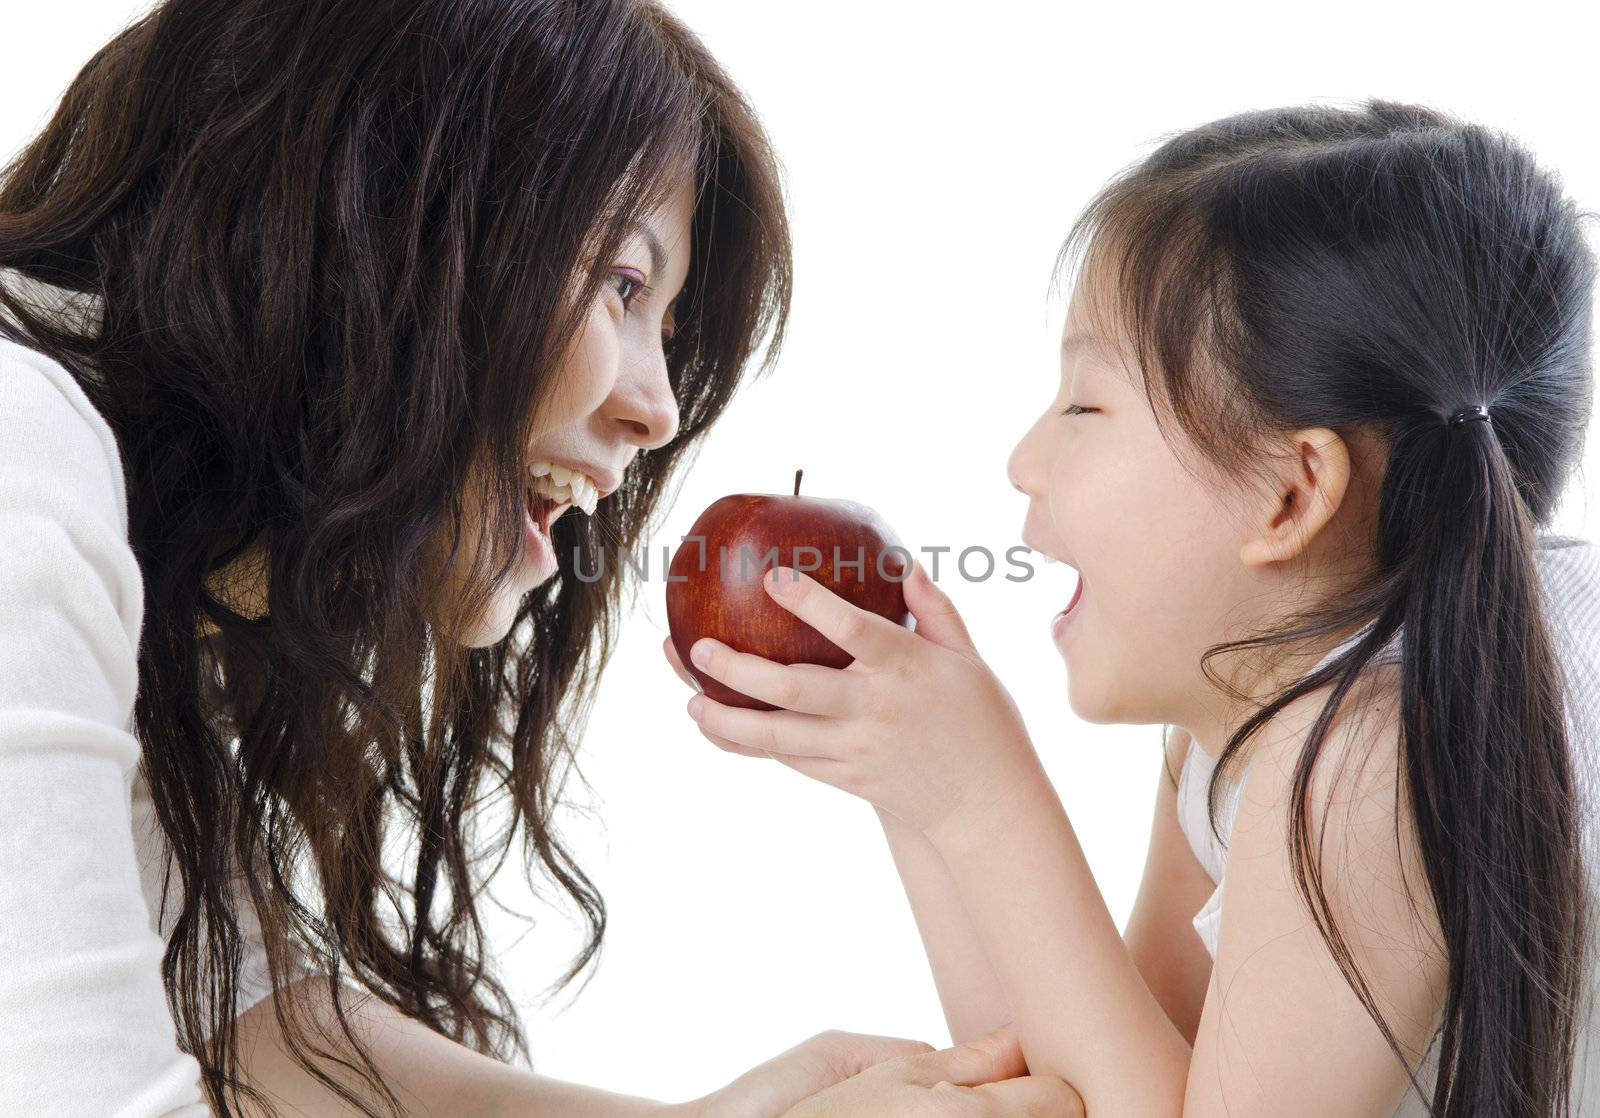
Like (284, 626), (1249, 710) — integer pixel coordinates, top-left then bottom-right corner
(666, 476), (911, 711)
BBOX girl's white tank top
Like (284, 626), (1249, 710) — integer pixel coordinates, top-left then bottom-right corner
(1175, 531), (1600, 1114)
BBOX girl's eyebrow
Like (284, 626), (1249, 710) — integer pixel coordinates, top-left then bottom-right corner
(1062, 333), (1139, 390)
(1060, 332), (1110, 359)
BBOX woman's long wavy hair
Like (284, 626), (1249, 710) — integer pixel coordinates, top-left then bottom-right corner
(0, 1), (791, 1114)
(1059, 100), (1596, 1115)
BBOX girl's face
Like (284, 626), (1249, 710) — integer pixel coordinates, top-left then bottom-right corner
(455, 177), (694, 647)
(1006, 270), (1292, 731)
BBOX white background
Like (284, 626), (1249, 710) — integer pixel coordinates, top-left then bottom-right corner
(6, 0), (1600, 1105)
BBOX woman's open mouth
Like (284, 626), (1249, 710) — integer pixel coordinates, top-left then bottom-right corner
(523, 488), (568, 568)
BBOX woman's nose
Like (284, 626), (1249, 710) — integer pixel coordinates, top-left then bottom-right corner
(609, 355), (680, 450)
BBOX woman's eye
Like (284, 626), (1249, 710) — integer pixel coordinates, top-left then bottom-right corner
(610, 268), (647, 309)
(1059, 403), (1094, 417)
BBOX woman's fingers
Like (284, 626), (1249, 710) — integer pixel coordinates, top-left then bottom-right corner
(800, 1029), (937, 1081)
(689, 637), (857, 715)
(705, 1030), (935, 1118)
(908, 1025), (1085, 1117)
(906, 1022), (1027, 1088)
(966, 1075), (1086, 1117)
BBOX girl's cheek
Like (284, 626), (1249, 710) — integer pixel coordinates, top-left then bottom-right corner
(1044, 458), (1098, 545)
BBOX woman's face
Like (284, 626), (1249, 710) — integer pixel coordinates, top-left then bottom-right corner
(455, 177), (695, 647)
(1005, 268), (1274, 729)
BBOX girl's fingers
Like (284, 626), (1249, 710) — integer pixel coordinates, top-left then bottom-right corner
(688, 694), (837, 758)
(697, 725), (771, 759)
(662, 636), (701, 691)
(689, 636), (857, 715)
(762, 566), (904, 664)
(663, 639), (771, 757)
(902, 559), (976, 653)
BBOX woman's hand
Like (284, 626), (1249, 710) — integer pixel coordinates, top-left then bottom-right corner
(775, 1023), (1083, 1118)
(687, 1028), (935, 1118)
(667, 560), (1052, 852)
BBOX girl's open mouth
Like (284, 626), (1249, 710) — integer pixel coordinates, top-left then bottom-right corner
(1052, 574), (1084, 642)
(1062, 576), (1083, 615)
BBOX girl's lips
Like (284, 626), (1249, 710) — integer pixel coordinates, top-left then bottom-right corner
(1052, 574), (1084, 642)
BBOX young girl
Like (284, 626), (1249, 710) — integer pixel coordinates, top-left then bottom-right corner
(672, 99), (1600, 1115)
(1, 3), (1084, 1116)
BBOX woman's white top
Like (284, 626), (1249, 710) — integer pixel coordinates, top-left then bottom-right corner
(0, 334), (322, 1115)
(1175, 532), (1600, 1114)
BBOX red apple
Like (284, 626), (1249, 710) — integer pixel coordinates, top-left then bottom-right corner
(667, 471), (911, 710)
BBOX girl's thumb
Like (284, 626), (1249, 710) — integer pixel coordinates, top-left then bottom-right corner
(902, 559), (975, 652)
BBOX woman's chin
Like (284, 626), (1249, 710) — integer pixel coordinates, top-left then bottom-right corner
(462, 587), (527, 649)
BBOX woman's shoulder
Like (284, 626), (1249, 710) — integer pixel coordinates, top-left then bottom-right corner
(0, 334), (129, 539)
(0, 332), (144, 737)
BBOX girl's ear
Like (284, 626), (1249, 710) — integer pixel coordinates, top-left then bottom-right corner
(1238, 427), (1351, 568)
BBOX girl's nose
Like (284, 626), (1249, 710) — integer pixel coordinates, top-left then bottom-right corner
(1007, 416), (1049, 497)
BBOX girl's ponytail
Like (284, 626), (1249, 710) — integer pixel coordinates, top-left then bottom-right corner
(1381, 400), (1586, 1112)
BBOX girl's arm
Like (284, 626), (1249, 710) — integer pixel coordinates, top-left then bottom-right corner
(874, 724), (1215, 1048)
(1120, 725), (1223, 1046)
(874, 803), (1013, 1044)
(927, 682), (1448, 1115)
(682, 568), (1448, 1113)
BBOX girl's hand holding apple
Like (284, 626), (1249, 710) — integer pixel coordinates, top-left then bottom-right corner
(670, 557), (1056, 856)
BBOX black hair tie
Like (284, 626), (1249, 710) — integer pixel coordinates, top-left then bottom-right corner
(1447, 404), (1492, 426)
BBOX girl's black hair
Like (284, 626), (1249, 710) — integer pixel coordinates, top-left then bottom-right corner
(1059, 99), (1596, 1115)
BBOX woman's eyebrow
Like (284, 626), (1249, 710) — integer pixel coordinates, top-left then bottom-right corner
(637, 227), (667, 276)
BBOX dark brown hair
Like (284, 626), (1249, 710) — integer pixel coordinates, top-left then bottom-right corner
(0, 1), (791, 1114)
(1059, 99), (1595, 1115)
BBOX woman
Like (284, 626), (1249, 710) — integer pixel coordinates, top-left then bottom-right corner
(0, 1), (1080, 1114)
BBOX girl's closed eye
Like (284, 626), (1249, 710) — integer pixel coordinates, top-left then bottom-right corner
(1058, 403), (1096, 417)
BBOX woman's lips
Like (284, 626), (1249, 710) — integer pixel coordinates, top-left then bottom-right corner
(523, 489), (568, 571)
(524, 488), (570, 532)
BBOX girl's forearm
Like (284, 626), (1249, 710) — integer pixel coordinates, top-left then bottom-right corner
(928, 779), (1192, 1116)
(874, 804), (1014, 1044)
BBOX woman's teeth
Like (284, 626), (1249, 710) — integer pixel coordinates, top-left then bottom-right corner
(528, 460), (599, 515)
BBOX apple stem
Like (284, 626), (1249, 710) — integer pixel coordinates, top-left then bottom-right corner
(794, 469), (803, 497)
